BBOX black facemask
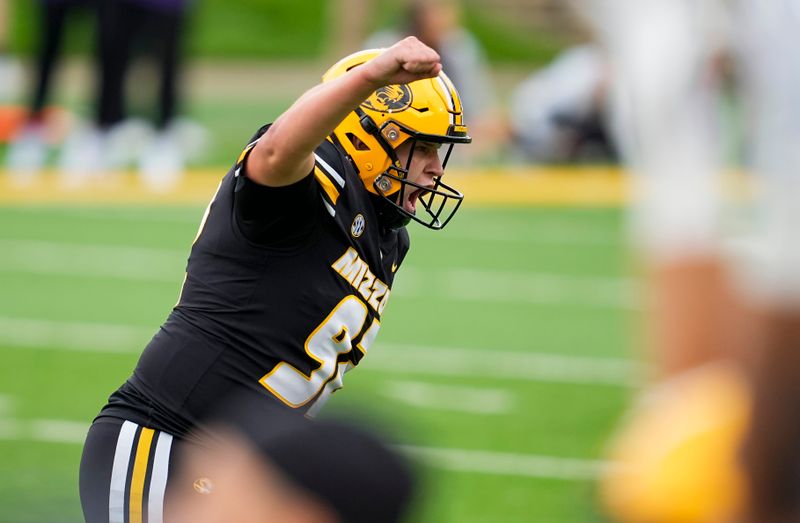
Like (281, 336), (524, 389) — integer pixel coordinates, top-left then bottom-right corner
(372, 140), (464, 231)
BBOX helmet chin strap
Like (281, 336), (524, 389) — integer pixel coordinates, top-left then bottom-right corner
(370, 192), (411, 231)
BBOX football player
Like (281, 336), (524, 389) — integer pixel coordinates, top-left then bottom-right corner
(78, 36), (470, 523)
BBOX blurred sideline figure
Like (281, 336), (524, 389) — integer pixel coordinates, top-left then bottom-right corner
(365, 0), (505, 160)
(58, 0), (197, 189)
(578, 1), (800, 522)
(168, 399), (416, 523)
(509, 43), (617, 164)
(5, 0), (202, 189)
(0, 0), (24, 102)
(98, 0), (194, 189)
(327, 0), (373, 61)
(5, 0), (99, 179)
(0, 0), (6, 64)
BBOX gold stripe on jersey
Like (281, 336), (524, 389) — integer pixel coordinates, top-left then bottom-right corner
(314, 166), (341, 205)
(237, 140), (259, 166)
(129, 427), (155, 523)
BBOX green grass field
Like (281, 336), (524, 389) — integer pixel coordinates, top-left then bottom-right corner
(0, 199), (636, 523)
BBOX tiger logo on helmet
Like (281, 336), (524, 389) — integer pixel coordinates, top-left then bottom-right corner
(362, 85), (413, 113)
(322, 48), (471, 230)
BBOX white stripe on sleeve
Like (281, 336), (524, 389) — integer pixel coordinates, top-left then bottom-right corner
(314, 154), (346, 188)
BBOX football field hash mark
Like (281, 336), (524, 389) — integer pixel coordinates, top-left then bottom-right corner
(0, 239), (185, 282)
(0, 240), (635, 307)
(382, 380), (515, 414)
(374, 343), (639, 386)
(0, 316), (639, 386)
(0, 414), (609, 480)
(399, 445), (612, 480)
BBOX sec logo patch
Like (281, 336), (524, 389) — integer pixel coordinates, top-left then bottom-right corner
(351, 213), (366, 238)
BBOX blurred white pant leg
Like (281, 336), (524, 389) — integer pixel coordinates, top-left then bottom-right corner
(580, 0), (728, 259)
(734, 0), (800, 305)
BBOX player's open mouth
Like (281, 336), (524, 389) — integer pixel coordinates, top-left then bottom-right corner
(405, 187), (430, 214)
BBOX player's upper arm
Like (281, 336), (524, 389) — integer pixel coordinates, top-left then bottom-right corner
(245, 122), (316, 187)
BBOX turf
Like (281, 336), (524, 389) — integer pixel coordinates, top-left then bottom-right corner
(0, 203), (632, 523)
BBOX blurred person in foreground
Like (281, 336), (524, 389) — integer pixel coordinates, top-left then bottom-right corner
(168, 398), (416, 523)
(79, 37), (470, 523)
(366, 0), (504, 160)
(579, 1), (800, 522)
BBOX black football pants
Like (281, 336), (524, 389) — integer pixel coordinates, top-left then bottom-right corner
(79, 417), (185, 523)
(31, 0), (99, 117)
(97, 1), (187, 129)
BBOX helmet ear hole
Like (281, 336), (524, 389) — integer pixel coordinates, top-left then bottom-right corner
(347, 133), (371, 151)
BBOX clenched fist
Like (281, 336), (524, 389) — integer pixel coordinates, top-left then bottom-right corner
(361, 37), (442, 87)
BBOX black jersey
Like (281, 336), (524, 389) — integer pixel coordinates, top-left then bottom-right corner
(100, 126), (410, 438)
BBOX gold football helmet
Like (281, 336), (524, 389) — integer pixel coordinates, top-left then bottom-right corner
(322, 49), (471, 230)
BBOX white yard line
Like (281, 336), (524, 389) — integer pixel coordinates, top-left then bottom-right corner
(395, 266), (637, 309)
(5, 208), (622, 245)
(0, 316), (152, 353)
(442, 225), (621, 246)
(54, 208), (202, 224)
(373, 343), (638, 386)
(399, 445), (612, 480)
(382, 380), (515, 414)
(29, 419), (91, 444)
(0, 240), (636, 308)
(443, 269), (638, 309)
(0, 239), (185, 282)
(2, 207), (203, 224)
(0, 413), (610, 480)
(0, 316), (639, 386)
(0, 417), (88, 444)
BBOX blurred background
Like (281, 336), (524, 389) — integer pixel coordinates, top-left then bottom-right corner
(0, 1), (636, 522)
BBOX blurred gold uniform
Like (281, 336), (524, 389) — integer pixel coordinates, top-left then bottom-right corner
(601, 364), (751, 523)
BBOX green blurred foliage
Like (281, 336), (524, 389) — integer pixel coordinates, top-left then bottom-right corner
(463, 8), (569, 64)
(8, 0), (327, 59)
(9, 0), (94, 55)
(8, 0), (565, 65)
(186, 0), (327, 59)
(370, 0), (569, 65)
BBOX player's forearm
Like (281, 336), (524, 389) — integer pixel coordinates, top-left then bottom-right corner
(248, 67), (380, 186)
(247, 37), (440, 186)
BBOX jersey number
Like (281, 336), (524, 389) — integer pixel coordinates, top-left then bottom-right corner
(258, 295), (380, 413)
